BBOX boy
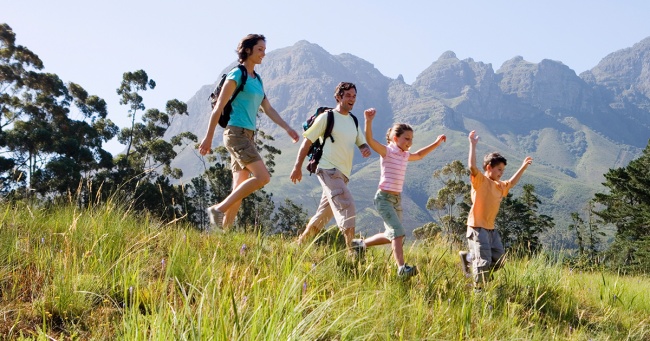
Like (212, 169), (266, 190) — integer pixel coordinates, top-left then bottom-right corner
(459, 130), (533, 289)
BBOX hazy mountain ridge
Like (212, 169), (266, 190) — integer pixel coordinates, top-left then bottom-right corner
(167, 38), (650, 237)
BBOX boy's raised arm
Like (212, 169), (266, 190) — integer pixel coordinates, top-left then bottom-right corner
(508, 156), (533, 186)
(468, 130), (480, 176)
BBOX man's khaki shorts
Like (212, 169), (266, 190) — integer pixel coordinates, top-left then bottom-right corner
(310, 168), (356, 230)
(223, 126), (262, 172)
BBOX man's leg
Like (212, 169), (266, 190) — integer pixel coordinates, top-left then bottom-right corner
(316, 169), (357, 253)
(342, 227), (356, 249)
(297, 190), (333, 244)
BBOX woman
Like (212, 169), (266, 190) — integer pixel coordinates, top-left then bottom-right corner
(199, 34), (299, 230)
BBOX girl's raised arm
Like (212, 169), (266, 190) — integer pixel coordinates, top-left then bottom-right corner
(364, 108), (387, 157)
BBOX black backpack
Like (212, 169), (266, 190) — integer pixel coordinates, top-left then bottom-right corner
(303, 107), (359, 175)
(209, 64), (259, 128)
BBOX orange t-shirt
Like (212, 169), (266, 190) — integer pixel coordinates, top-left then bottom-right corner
(466, 172), (512, 230)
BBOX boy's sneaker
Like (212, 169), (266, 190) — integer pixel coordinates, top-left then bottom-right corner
(206, 206), (224, 230)
(459, 251), (471, 278)
(397, 264), (418, 279)
(351, 239), (366, 258)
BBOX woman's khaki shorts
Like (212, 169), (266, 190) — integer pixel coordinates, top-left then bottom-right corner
(223, 126), (262, 172)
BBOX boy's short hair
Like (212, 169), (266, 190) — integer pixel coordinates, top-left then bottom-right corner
(483, 152), (507, 170)
(334, 82), (357, 102)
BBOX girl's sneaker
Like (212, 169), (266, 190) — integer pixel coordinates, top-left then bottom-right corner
(351, 239), (366, 258)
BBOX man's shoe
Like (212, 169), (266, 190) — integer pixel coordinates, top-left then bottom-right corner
(459, 251), (471, 278)
(397, 264), (418, 279)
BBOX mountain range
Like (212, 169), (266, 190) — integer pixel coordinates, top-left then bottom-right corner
(165, 37), (650, 239)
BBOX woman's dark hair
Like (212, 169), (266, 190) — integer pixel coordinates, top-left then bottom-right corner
(386, 123), (413, 143)
(237, 34), (266, 63)
(333, 82), (357, 102)
(483, 152), (507, 170)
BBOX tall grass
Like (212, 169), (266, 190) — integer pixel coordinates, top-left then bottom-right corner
(0, 201), (648, 340)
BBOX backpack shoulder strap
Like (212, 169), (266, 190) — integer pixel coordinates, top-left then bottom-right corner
(254, 70), (266, 99)
(231, 64), (247, 101)
(253, 71), (261, 85)
(323, 109), (335, 143)
(349, 112), (359, 129)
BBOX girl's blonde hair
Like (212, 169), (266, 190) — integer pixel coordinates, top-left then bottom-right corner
(386, 123), (413, 143)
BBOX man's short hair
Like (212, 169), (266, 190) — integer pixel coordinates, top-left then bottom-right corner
(334, 82), (357, 102)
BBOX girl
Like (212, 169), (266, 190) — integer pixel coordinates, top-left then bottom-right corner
(199, 34), (299, 230)
(361, 108), (446, 278)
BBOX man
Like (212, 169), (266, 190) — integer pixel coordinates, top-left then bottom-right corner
(290, 82), (371, 255)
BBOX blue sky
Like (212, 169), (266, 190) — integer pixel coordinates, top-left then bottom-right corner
(4, 1), (650, 153)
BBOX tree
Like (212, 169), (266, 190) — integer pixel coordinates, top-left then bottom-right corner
(413, 222), (443, 242)
(568, 212), (586, 256)
(1, 24), (117, 199)
(426, 160), (471, 247)
(89, 70), (197, 221)
(116, 70), (156, 165)
(584, 200), (605, 261)
(271, 198), (308, 236)
(593, 140), (650, 272)
(496, 184), (553, 255)
(238, 189), (275, 233)
(184, 176), (217, 231)
(568, 200), (605, 265)
(115, 99), (195, 180)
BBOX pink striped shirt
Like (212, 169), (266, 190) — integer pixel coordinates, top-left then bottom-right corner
(379, 143), (410, 193)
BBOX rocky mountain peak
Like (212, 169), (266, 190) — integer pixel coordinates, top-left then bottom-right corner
(438, 50), (458, 60)
(583, 35), (650, 99)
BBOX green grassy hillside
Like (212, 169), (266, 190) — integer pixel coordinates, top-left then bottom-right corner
(1, 202), (648, 340)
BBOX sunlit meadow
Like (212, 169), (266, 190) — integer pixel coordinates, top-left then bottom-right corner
(0, 201), (648, 340)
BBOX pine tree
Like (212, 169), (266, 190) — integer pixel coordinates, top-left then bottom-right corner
(425, 160), (471, 247)
(593, 140), (650, 272)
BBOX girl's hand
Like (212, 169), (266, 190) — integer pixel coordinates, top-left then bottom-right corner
(437, 134), (447, 143)
(468, 130), (479, 145)
(364, 108), (376, 120)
